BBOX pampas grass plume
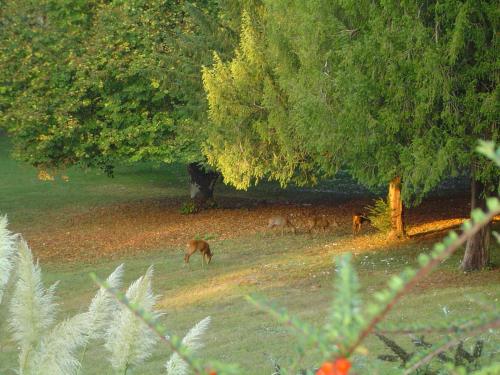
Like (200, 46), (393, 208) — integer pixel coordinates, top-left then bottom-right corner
(28, 312), (90, 375)
(9, 239), (58, 371)
(87, 263), (124, 339)
(105, 266), (163, 372)
(0, 215), (17, 303)
(165, 316), (211, 375)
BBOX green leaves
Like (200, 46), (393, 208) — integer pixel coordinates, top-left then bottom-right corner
(365, 198), (391, 233)
(326, 254), (364, 349)
(203, 0), (498, 208)
(1, 0), (232, 171)
(202, 2), (325, 190)
(477, 140), (500, 167)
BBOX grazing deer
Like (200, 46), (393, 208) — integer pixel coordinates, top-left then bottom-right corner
(352, 213), (370, 235)
(306, 215), (339, 233)
(268, 215), (296, 235)
(185, 239), (213, 266)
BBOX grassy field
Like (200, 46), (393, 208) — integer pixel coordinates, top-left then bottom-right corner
(0, 135), (498, 374)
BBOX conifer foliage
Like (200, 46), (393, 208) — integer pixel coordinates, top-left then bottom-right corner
(203, 0), (498, 267)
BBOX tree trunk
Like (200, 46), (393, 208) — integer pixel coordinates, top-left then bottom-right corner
(461, 176), (491, 271)
(388, 176), (406, 239)
(187, 162), (220, 208)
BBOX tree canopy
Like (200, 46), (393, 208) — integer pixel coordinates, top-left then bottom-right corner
(203, 3), (320, 189)
(0, 0), (238, 174)
(203, 0), (498, 201)
(3, 0), (496, 191)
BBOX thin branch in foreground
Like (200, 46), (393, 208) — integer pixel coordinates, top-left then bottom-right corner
(245, 295), (328, 352)
(403, 319), (500, 374)
(346, 206), (500, 357)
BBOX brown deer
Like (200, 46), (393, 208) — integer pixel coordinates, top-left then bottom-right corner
(267, 215), (296, 235)
(306, 215), (339, 233)
(352, 213), (370, 235)
(185, 239), (213, 266)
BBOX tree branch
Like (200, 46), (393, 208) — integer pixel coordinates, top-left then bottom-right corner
(403, 319), (500, 374)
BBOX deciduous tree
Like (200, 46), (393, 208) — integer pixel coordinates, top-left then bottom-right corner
(0, 0), (237, 203)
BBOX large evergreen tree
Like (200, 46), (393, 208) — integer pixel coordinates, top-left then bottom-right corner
(203, 1), (444, 238)
(203, 2), (320, 189)
(327, 1), (450, 239)
(203, 0), (498, 268)
(433, 0), (498, 270)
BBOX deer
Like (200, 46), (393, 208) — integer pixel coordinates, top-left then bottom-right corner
(352, 213), (370, 235)
(185, 239), (213, 266)
(267, 215), (296, 236)
(306, 215), (339, 234)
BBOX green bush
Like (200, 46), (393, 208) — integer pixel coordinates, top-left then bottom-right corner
(180, 200), (198, 215)
(366, 198), (391, 233)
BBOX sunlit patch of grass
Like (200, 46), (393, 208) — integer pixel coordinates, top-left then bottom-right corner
(159, 268), (257, 309)
(408, 218), (467, 236)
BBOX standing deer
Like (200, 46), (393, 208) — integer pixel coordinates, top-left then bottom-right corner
(268, 215), (296, 236)
(306, 215), (339, 233)
(185, 239), (213, 266)
(352, 213), (370, 235)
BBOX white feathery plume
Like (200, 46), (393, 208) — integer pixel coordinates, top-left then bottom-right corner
(86, 263), (124, 340)
(105, 266), (163, 372)
(9, 239), (58, 372)
(27, 312), (90, 375)
(11, 260), (124, 374)
(0, 214), (17, 304)
(64, 264), (126, 374)
(165, 316), (211, 375)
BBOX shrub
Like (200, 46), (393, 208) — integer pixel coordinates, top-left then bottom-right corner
(180, 200), (199, 215)
(366, 197), (391, 233)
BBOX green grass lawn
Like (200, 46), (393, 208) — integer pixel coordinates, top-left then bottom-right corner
(0, 136), (189, 228)
(0, 135), (498, 374)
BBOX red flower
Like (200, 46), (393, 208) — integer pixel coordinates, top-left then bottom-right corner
(316, 358), (351, 375)
(207, 371), (217, 375)
(316, 361), (334, 375)
(334, 358), (351, 374)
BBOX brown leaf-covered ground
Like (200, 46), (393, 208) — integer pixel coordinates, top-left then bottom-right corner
(20, 194), (484, 263)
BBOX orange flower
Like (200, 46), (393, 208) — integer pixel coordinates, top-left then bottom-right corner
(316, 358), (351, 375)
(316, 361), (334, 375)
(334, 358), (351, 375)
(207, 371), (217, 375)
